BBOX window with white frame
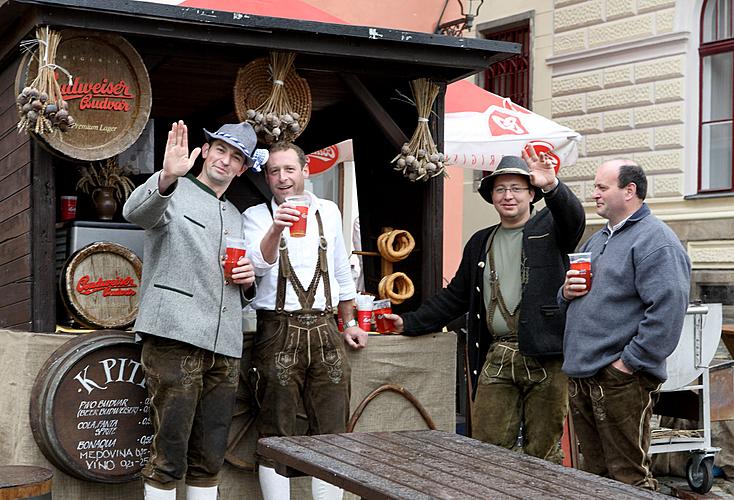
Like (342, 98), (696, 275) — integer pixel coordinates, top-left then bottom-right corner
(700, 0), (734, 192)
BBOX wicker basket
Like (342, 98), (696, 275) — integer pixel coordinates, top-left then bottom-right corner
(234, 56), (311, 143)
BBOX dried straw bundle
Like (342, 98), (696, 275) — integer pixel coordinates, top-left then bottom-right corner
(17, 27), (74, 135)
(244, 52), (303, 144)
(76, 157), (136, 203)
(391, 78), (447, 182)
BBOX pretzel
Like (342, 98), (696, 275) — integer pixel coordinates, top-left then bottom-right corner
(378, 275), (389, 299)
(384, 272), (414, 305)
(377, 229), (415, 263)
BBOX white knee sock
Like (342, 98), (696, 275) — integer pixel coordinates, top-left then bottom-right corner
(311, 478), (343, 500)
(143, 482), (176, 500)
(258, 465), (290, 500)
(186, 484), (218, 500)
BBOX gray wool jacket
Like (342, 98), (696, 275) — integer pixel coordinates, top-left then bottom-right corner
(123, 172), (250, 358)
(560, 204), (691, 382)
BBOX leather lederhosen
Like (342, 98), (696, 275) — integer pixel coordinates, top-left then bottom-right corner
(253, 210), (350, 460)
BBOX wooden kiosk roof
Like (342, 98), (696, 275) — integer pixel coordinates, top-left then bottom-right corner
(0, 0), (519, 331)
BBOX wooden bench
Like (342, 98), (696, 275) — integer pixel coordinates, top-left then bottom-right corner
(257, 430), (666, 499)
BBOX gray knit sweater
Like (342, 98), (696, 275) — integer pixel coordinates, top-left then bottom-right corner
(560, 204), (691, 382)
(123, 173), (249, 358)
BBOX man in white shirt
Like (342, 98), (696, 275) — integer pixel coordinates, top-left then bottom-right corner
(242, 142), (367, 500)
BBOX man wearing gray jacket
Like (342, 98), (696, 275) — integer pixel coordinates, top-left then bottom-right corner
(123, 120), (266, 500)
(560, 160), (691, 490)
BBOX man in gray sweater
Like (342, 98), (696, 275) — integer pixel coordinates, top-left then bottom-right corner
(124, 120), (266, 500)
(560, 160), (691, 490)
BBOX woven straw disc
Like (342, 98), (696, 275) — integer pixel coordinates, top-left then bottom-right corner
(234, 57), (312, 143)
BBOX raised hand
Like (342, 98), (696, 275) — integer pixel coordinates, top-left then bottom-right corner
(521, 144), (556, 191)
(161, 121), (201, 186)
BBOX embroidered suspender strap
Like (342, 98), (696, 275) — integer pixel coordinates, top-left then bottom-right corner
(486, 228), (523, 335)
(275, 209), (333, 312)
(275, 235), (288, 312)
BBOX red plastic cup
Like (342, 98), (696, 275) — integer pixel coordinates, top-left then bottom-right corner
(373, 299), (395, 334)
(569, 252), (592, 291)
(224, 237), (247, 280)
(60, 195), (77, 221)
(357, 309), (372, 331)
(286, 195), (310, 238)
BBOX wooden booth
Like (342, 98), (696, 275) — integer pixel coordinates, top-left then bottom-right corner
(0, 0), (518, 497)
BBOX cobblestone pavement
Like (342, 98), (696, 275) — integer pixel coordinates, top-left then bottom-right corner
(658, 476), (734, 499)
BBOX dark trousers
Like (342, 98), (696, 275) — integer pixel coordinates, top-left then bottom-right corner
(472, 342), (567, 462)
(253, 311), (350, 468)
(569, 365), (661, 490)
(141, 335), (239, 488)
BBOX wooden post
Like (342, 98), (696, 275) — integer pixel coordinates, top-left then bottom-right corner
(31, 142), (55, 332)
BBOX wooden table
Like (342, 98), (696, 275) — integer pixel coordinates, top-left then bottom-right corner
(257, 430), (666, 499)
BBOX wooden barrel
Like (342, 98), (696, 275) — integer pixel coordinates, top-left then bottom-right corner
(15, 29), (152, 161)
(29, 331), (152, 484)
(0, 466), (52, 500)
(59, 241), (142, 329)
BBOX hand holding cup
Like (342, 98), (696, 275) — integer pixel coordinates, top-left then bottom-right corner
(382, 313), (404, 334)
(563, 252), (592, 300)
(230, 255), (255, 288)
(272, 202), (302, 234)
(285, 195), (310, 238)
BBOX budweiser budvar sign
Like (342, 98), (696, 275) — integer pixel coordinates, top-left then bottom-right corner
(60, 242), (142, 329)
(60, 77), (136, 112)
(19, 30), (151, 161)
(76, 275), (138, 297)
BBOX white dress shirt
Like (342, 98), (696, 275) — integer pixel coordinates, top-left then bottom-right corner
(242, 191), (357, 312)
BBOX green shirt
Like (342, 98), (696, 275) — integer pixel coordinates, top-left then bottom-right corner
(483, 225), (523, 337)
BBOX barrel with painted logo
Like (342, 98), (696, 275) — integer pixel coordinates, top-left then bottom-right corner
(29, 331), (152, 483)
(15, 30), (152, 161)
(59, 241), (142, 329)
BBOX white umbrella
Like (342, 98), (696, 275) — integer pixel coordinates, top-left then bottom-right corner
(444, 80), (581, 172)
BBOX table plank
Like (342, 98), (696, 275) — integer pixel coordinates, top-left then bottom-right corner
(257, 430), (667, 500)
(344, 432), (599, 499)
(261, 434), (479, 499)
(321, 433), (563, 499)
(373, 431), (662, 499)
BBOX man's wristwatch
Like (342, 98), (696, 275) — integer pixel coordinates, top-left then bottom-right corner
(344, 319), (359, 329)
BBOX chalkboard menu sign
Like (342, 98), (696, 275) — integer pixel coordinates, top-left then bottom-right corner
(30, 331), (152, 483)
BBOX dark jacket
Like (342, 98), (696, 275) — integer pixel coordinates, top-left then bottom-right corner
(402, 181), (585, 391)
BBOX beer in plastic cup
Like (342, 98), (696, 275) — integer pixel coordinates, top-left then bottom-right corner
(357, 309), (372, 331)
(355, 294), (375, 331)
(373, 299), (395, 333)
(224, 237), (247, 280)
(568, 252), (592, 291)
(285, 195), (310, 238)
(60, 195), (77, 221)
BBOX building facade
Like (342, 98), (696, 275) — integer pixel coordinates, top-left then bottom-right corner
(471, 0), (734, 322)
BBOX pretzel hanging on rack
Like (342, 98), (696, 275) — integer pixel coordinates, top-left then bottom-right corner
(377, 229), (415, 263)
(378, 272), (414, 305)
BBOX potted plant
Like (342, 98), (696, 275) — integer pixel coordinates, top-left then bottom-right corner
(76, 157), (136, 220)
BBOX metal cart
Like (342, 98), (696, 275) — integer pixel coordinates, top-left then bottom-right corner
(649, 303), (723, 493)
